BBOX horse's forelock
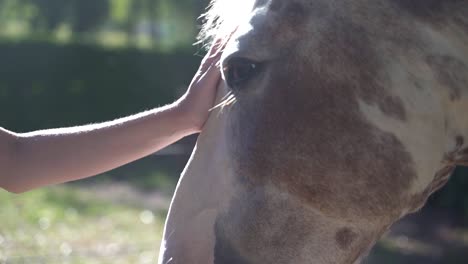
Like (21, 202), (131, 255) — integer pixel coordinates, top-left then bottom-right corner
(197, 0), (255, 48)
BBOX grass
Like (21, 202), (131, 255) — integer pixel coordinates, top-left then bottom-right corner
(1, 166), (467, 263)
(0, 185), (168, 263)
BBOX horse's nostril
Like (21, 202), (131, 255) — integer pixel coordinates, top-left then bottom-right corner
(223, 57), (261, 90)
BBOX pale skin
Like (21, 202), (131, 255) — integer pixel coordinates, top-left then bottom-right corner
(0, 43), (222, 194)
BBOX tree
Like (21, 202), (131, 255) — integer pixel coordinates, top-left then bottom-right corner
(72, 0), (110, 34)
(31, 0), (70, 31)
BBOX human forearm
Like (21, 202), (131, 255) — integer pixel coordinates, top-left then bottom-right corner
(0, 42), (222, 194)
(3, 103), (191, 193)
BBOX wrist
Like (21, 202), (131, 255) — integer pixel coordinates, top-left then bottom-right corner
(0, 128), (21, 193)
(169, 98), (202, 135)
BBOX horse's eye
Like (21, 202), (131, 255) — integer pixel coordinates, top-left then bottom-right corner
(223, 58), (261, 90)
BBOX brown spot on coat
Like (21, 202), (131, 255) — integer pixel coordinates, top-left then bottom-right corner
(456, 135), (465, 148)
(426, 55), (468, 101)
(317, 16), (408, 121)
(214, 188), (313, 263)
(380, 95), (408, 121)
(444, 136), (468, 166)
(335, 228), (358, 250)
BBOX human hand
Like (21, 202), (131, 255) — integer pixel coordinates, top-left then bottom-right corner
(175, 41), (223, 133)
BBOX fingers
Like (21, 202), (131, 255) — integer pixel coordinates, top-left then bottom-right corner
(199, 38), (228, 72)
(201, 58), (222, 85)
(208, 38), (224, 57)
(201, 51), (222, 72)
(190, 47), (221, 88)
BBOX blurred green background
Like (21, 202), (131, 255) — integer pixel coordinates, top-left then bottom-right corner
(0, 1), (467, 263)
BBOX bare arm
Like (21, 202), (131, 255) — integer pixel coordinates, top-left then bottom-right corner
(0, 44), (221, 194)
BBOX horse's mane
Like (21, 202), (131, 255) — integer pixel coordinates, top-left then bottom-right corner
(197, 0), (255, 48)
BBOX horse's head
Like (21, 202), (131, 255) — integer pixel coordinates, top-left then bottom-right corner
(159, 1), (468, 263)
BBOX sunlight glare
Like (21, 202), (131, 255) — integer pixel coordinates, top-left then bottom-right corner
(139, 210), (155, 225)
(60, 242), (73, 256)
(38, 217), (51, 230)
(206, 0), (255, 40)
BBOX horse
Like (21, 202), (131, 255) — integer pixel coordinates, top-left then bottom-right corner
(159, 0), (468, 263)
